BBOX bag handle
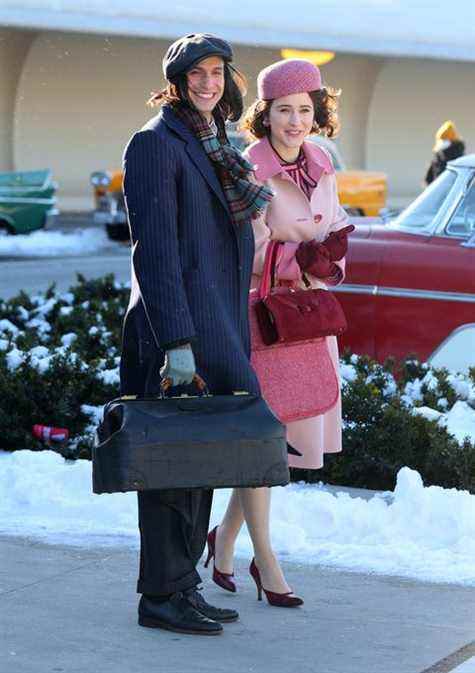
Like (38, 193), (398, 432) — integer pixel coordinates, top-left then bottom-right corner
(160, 373), (209, 397)
(100, 374), (210, 421)
(258, 240), (281, 299)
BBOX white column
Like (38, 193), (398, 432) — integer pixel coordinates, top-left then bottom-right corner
(0, 28), (36, 171)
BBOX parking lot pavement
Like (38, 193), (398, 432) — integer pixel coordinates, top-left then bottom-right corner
(52, 211), (98, 230)
(1, 535), (474, 673)
(1, 253), (130, 300)
(0, 211), (130, 299)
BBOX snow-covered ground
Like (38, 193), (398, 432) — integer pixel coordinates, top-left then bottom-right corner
(0, 227), (113, 257)
(1, 449), (474, 586)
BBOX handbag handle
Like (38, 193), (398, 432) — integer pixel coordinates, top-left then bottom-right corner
(160, 373), (209, 396)
(100, 375), (210, 421)
(258, 240), (281, 299)
(259, 240), (312, 296)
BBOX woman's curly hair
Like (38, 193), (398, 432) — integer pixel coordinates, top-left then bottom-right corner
(241, 87), (341, 140)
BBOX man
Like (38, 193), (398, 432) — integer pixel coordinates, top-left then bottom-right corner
(120, 34), (271, 635)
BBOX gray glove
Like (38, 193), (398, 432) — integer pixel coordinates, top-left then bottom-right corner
(160, 344), (196, 387)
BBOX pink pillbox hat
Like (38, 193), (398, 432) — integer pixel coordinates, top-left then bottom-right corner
(257, 59), (322, 101)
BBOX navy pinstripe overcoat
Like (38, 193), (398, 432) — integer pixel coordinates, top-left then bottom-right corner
(119, 105), (260, 397)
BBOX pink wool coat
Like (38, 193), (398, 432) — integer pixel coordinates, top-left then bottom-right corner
(244, 136), (349, 470)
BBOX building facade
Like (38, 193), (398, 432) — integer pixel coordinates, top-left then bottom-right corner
(1, 3), (474, 209)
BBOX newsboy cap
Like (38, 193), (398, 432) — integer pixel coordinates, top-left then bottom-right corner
(163, 33), (233, 81)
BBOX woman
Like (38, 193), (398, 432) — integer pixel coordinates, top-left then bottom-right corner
(206, 58), (352, 606)
(121, 33), (272, 636)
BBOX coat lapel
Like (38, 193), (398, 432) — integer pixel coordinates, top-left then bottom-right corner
(160, 107), (231, 219)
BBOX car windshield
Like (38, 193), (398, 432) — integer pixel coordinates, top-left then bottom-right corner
(228, 133), (248, 152)
(392, 169), (457, 232)
(226, 122), (249, 152)
(308, 137), (345, 171)
(445, 176), (475, 238)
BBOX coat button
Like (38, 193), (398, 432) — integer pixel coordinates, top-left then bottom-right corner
(314, 214), (322, 223)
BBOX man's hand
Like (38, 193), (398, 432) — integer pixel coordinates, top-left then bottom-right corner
(160, 344), (196, 387)
(322, 224), (355, 261)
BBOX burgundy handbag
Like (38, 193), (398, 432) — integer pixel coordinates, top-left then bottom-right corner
(254, 241), (347, 346)
(249, 242), (340, 423)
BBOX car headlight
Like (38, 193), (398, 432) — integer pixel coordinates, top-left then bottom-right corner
(90, 171), (111, 187)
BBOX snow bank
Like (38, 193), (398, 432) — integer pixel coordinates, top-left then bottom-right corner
(410, 400), (475, 445)
(1, 451), (474, 586)
(441, 401), (475, 445)
(0, 227), (112, 257)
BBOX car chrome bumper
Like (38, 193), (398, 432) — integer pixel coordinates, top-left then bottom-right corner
(93, 210), (127, 226)
(44, 207), (59, 229)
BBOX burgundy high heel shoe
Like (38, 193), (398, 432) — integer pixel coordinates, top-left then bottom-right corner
(204, 526), (236, 593)
(249, 558), (304, 608)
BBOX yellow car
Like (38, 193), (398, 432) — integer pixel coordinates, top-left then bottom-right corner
(309, 136), (387, 217)
(90, 169), (128, 240)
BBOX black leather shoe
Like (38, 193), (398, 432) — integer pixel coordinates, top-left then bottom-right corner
(138, 593), (223, 635)
(183, 587), (239, 623)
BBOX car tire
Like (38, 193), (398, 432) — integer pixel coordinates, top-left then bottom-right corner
(0, 219), (15, 236)
(344, 207), (365, 217)
(106, 222), (129, 242)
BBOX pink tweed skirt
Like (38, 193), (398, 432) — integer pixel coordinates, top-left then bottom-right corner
(249, 290), (339, 424)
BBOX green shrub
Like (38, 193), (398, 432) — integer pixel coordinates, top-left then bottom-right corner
(292, 352), (475, 492)
(1, 275), (474, 492)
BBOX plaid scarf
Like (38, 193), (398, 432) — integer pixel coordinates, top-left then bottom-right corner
(170, 103), (273, 226)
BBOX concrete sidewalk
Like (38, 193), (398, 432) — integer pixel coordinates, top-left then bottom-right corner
(1, 536), (474, 673)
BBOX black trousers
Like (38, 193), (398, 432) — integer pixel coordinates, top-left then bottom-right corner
(136, 487), (213, 596)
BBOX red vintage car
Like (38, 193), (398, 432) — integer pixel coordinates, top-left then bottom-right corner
(336, 155), (475, 373)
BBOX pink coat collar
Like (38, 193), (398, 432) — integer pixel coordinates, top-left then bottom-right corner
(246, 136), (334, 183)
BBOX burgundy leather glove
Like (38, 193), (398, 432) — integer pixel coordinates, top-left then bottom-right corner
(296, 240), (336, 278)
(322, 224), (355, 261)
